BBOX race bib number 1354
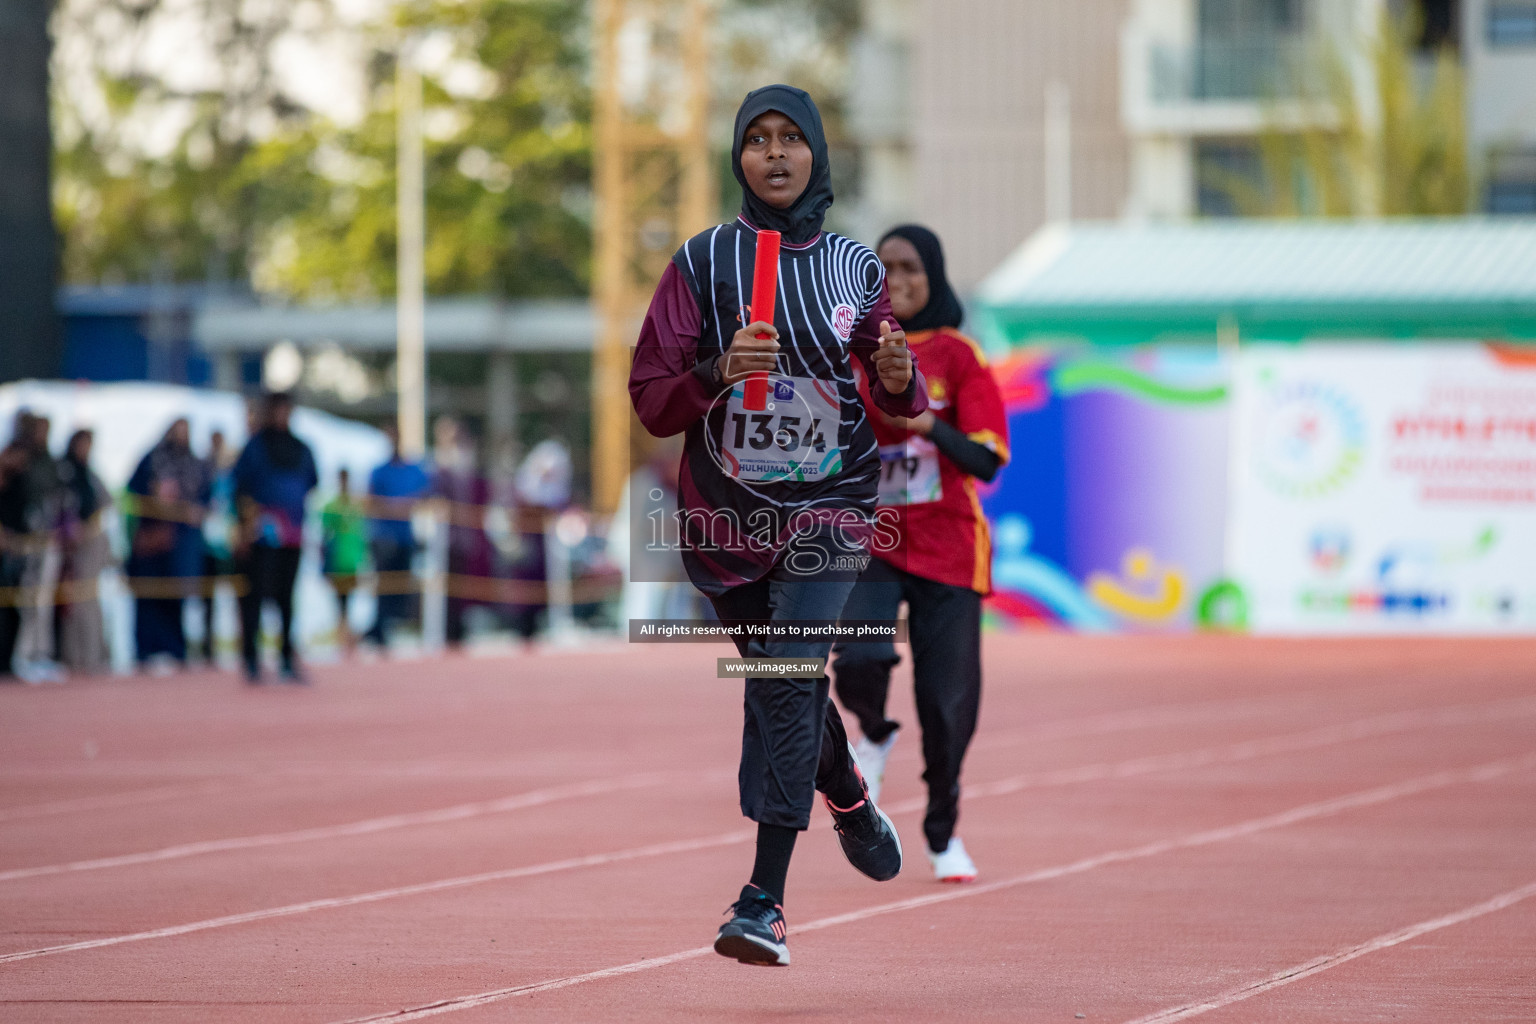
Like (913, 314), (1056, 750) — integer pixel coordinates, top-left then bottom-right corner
(721, 375), (844, 483)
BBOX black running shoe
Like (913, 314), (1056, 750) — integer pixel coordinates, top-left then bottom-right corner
(826, 776), (903, 882)
(714, 885), (790, 966)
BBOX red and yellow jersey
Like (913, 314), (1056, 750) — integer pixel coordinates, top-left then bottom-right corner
(858, 328), (1010, 594)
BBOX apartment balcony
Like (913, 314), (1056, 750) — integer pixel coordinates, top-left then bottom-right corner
(1153, 37), (1317, 102)
(1124, 30), (1337, 137)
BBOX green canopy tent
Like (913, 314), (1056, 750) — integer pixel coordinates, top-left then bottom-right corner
(975, 218), (1536, 349)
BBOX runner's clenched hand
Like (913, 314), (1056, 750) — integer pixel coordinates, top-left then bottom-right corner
(720, 321), (780, 385)
(872, 320), (913, 393)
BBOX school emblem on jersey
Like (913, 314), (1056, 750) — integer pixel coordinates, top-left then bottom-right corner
(831, 303), (857, 341)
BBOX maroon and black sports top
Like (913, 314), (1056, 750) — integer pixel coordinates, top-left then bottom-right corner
(629, 217), (929, 594)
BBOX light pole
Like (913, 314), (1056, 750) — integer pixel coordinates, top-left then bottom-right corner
(396, 38), (427, 460)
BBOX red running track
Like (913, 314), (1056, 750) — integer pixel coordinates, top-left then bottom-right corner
(2, 635), (1534, 1023)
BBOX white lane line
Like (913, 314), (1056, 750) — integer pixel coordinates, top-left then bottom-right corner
(1121, 879), (1536, 1024)
(0, 780), (240, 823)
(0, 690), (1389, 780)
(0, 829), (753, 965)
(963, 689), (1351, 756)
(0, 773), (681, 884)
(4, 701), (1527, 958)
(883, 696), (1536, 814)
(326, 753), (1536, 1024)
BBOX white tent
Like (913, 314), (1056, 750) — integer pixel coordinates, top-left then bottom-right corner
(0, 380), (389, 491)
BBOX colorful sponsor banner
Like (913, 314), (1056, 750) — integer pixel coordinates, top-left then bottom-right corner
(1227, 343), (1536, 634)
(981, 347), (1232, 631)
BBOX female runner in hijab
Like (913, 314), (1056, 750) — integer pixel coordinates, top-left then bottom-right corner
(630, 85), (928, 967)
(831, 224), (1010, 884)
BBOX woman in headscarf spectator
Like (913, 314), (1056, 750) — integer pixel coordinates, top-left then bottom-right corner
(505, 436), (574, 642)
(432, 417), (493, 648)
(126, 418), (209, 671)
(195, 429), (236, 665)
(55, 429), (113, 675)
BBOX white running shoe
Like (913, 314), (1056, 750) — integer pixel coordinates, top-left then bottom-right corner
(852, 729), (899, 805)
(17, 659), (66, 684)
(927, 837), (978, 883)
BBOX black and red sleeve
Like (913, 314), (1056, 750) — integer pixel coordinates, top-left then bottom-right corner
(629, 261), (717, 438)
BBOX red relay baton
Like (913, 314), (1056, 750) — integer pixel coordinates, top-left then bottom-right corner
(743, 229), (781, 411)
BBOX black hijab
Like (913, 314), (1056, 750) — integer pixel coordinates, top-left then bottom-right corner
(731, 85), (833, 245)
(878, 224), (964, 333)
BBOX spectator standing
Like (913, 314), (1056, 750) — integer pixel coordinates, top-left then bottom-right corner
(363, 424), (429, 648)
(126, 419), (207, 671)
(54, 430), (113, 675)
(233, 392), (318, 684)
(14, 414), (63, 681)
(506, 436), (573, 641)
(196, 430), (236, 664)
(433, 417), (492, 647)
(321, 468), (367, 655)
(0, 413), (37, 680)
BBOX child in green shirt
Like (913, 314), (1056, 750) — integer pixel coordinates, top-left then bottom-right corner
(321, 468), (368, 654)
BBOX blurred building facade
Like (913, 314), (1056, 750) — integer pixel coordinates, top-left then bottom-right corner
(1125, 0), (1536, 218)
(51, 291), (593, 462)
(845, 0), (1536, 289)
(193, 298), (594, 464)
(846, 0), (1133, 290)
(1466, 0), (1536, 212)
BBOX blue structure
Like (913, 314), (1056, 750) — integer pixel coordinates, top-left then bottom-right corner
(57, 285), (260, 387)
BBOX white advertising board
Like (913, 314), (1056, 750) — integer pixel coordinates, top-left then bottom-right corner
(1228, 343), (1536, 634)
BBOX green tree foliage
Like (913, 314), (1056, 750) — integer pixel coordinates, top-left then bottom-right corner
(54, 0), (867, 298)
(52, 0), (321, 285)
(258, 1), (590, 300)
(53, 0), (591, 299)
(1203, 8), (1470, 218)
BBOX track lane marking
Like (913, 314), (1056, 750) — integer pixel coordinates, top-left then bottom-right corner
(0, 773), (685, 884)
(885, 696), (1536, 811)
(9, 690), (1527, 797)
(324, 753), (1536, 1023)
(4, 701), (1531, 957)
(1120, 878), (1536, 1023)
(6, 693), (1528, 878)
(1, 688), (1467, 781)
(0, 829), (754, 965)
(0, 781), (241, 823)
(3, 690), (1513, 827)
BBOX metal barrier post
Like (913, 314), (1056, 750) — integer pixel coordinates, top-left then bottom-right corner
(544, 513), (578, 644)
(420, 501), (447, 653)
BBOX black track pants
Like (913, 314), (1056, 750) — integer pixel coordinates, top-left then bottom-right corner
(709, 536), (864, 830)
(831, 556), (982, 853)
(238, 545), (302, 672)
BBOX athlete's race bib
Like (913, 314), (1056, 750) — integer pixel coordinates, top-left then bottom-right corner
(720, 375), (844, 483)
(877, 437), (943, 506)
